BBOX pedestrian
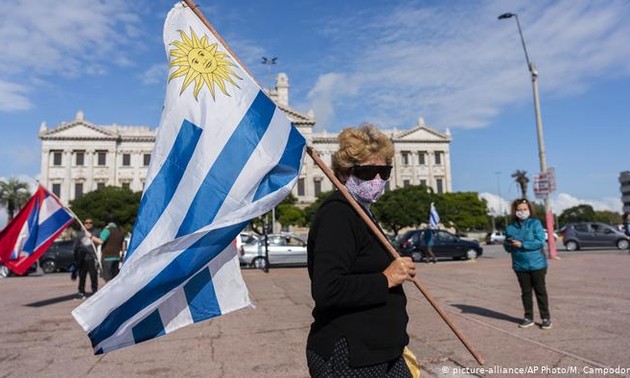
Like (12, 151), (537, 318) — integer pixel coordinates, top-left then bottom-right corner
(422, 229), (437, 263)
(72, 218), (99, 299)
(92, 214), (125, 282)
(504, 198), (552, 330)
(306, 124), (417, 377)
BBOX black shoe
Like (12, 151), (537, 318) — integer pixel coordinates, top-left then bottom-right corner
(541, 319), (552, 330)
(432, 258), (437, 264)
(518, 318), (534, 328)
(75, 292), (86, 300)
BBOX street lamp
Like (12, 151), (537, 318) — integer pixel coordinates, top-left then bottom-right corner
(498, 12), (558, 258)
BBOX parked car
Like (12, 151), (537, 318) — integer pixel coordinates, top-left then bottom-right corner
(239, 233), (307, 269)
(561, 222), (630, 251)
(39, 240), (75, 273)
(397, 229), (483, 262)
(485, 230), (506, 245)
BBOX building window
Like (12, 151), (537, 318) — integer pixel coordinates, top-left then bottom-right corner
(403, 179), (410, 188)
(418, 152), (426, 165)
(52, 151), (62, 166)
(143, 153), (151, 166)
(122, 182), (130, 190)
(75, 151), (85, 166)
(122, 153), (131, 166)
(52, 183), (61, 197)
(75, 183), (83, 199)
(402, 152), (411, 166)
(314, 179), (322, 196)
(435, 151), (443, 165)
(420, 179), (427, 186)
(436, 178), (444, 194)
(297, 178), (305, 196)
(97, 151), (107, 166)
(97, 182), (105, 191)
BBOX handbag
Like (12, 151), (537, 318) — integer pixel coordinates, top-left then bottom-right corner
(403, 346), (421, 378)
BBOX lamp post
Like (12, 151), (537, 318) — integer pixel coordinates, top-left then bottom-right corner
(261, 56), (278, 233)
(495, 171), (506, 229)
(498, 12), (557, 258)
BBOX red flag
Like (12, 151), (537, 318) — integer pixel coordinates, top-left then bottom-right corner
(0, 185), (74, 275)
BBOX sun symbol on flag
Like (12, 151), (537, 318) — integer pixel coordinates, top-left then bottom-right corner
(168, 27), (242, 100)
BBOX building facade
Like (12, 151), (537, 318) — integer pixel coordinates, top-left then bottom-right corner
(40, 74), (452, 205)
(620, 171), (630, 214)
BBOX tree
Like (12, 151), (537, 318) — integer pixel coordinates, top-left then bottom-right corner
(275, 194), (306, 228)
(558, 204), (596, 225)
(69, 186), (141, 232)
(437, 192), (490, 232)
(0, 178), (31, 219)
(511, 170), (529, 198)
(372, 185), (434, 235)
(594, 210), (622, 225)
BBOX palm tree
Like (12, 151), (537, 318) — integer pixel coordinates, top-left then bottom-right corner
(511, 170), (529, 199)
(0, 178), (31, 220)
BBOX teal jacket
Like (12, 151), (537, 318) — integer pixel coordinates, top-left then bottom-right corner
(504, 218), (547, 272)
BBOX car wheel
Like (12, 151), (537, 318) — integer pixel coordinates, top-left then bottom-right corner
(0, 264), (10, 278)
(41, 260), (56, 274)
(616, 239), (629, 250)
(411, 252), (422, 263)
(251, 257), (268, 270)
(466, 249), (478, 260)
(565, 241), (578, 251)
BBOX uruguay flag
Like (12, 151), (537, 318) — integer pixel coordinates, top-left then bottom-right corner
(0, 185), (74, 275)
(429, 202), (440, 229)
(72, 3), (305, 354)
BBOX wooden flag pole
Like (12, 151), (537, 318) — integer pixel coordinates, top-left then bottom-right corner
(307, 147), (485, 365)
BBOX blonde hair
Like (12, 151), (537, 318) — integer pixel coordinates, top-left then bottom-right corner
(331, 124), (394, 181)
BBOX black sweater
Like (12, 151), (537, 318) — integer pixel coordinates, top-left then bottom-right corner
(306, 191), (409, 367)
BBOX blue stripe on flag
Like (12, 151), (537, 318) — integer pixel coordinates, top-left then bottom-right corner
(127, 120), (203, 257)
(35, 209), (73, 248)
(88, 220), (248, 348)
(22, 198), (41, 254)
(132, 309), (165, 345)
(252, 125), (304, 201)
(184, 268), (221, 322)
(176, 90), (275, 237)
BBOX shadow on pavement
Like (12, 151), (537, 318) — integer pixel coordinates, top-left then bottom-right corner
(451, 304), (521, 324)
(25, 294), (78, 307)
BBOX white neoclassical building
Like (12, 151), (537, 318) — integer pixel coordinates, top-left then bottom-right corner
(39, 74), (452, 205)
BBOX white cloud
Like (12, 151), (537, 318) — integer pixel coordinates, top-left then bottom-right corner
(479, 191), (623, 216)
(139, 64), (167, 85)
(307, 0), (630, 130)
(0, 0), (142, 111)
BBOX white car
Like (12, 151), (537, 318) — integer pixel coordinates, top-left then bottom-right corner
(239, 233), (307, 269)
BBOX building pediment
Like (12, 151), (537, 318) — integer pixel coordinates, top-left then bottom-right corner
(40, 120), (117, 140)
(393, 126), (451, 142)
(277, 103), (315, 127)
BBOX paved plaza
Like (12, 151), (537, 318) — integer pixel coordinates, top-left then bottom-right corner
(1, 245), (629, 377)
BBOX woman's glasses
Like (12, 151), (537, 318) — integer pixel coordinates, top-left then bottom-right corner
(350, 165), (393, 180)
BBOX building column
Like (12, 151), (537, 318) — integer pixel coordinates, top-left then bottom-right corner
(64, 149), (72, 203)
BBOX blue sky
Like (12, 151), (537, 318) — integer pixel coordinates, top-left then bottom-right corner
(1, 0), (629, 225)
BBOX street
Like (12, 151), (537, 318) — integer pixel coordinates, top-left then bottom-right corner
(1, 246), (629, 377)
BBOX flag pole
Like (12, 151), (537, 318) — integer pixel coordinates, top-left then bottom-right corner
(307, 147), (485, 365)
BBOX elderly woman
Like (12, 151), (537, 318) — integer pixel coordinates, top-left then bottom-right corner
(306, 124), (416, 377)
(504, 198), (551, 330)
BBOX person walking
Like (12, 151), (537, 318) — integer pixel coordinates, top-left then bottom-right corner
(504, 198), (552, 330)
(72, 218), (99, 299)
(92, 214), (125, 282)
(306, 124), (416, 377)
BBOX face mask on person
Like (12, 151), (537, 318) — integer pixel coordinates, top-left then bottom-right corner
(345, 174), (387, 204)
(515, 210), (530, 220)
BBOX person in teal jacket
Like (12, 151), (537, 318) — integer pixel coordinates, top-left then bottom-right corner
(504, 198), (552, 330)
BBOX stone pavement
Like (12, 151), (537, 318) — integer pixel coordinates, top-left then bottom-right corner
(1, 246), (629, 377)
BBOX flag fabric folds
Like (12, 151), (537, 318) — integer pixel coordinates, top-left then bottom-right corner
(429, 202), (440, 229)
(0, 185), (74, 275)
(72, 2), (305, 354)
